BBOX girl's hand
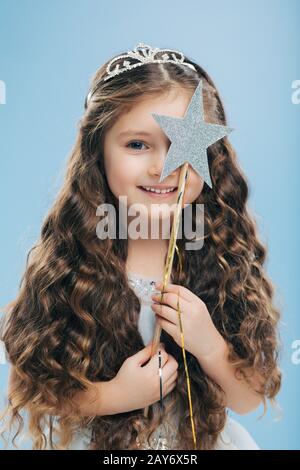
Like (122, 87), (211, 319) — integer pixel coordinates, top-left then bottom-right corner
(151, 282), (225, 361)
(112, 342), (178, 413)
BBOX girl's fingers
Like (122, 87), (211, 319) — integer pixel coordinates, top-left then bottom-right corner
(156, 315), (178, 337)
(152, 303), (178, 325)
(159, 348), (169, 369)
(164, 369), (178, 388)
(149, 345), (168, 369)
(152, 291), (190, 313)
(155, 282), (193, 302)
(164, 374), (178, 396)
(162, 356), (178, 379)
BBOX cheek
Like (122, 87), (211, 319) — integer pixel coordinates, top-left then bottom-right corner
(105, 155), (138, 196)
(107, 170), (126, 196)
(185, 174), (204, 203)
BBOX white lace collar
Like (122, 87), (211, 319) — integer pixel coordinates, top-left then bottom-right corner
(127, 271), (161, 301)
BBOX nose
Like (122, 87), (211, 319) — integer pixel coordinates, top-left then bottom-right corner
(148, 148), (177, 179)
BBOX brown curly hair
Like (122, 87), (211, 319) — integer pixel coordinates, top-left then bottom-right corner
(0, 48), (281, 450)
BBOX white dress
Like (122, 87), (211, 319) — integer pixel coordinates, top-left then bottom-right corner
(0, 272), (260, 450)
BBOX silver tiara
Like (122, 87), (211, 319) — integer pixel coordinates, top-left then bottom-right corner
(102, 42), (197, 82)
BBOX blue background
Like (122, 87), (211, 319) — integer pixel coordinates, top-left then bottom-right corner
(0, 0), (299, 450)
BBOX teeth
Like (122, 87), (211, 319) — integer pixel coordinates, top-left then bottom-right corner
(142, 186), (175, 194)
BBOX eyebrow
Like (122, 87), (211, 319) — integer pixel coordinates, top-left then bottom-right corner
(117, 130), (153, 138)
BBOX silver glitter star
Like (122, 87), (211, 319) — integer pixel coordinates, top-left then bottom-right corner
(151, 80), (234, 188)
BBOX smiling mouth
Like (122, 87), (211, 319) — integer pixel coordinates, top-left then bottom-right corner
(138, 186), (178, 195)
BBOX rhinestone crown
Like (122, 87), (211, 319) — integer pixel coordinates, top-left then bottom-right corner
(86, 43), (196, 106)
(103, 42), (196, 82)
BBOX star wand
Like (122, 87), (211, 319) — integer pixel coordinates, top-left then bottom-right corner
(143, 80), (233, 448)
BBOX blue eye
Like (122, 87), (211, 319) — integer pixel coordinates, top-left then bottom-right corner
(127, 140), (148, 151)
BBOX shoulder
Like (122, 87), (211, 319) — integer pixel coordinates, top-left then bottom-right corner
(223, 415), (261, 450)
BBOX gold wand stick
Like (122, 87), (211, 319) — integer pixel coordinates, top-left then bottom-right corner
(143, 162), (189, 418)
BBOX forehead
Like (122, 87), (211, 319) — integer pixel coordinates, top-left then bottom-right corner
(108, 87), (193, 137)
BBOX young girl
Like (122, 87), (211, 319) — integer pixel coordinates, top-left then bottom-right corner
(0, 43), (281, 450)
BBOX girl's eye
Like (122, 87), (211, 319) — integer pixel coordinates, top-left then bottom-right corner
(127, 140), (148, 151)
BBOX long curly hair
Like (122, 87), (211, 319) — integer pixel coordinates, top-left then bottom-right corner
(0, 48), (281, 450)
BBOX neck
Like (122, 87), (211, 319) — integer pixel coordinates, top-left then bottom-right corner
(126, 237), (168, 279)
